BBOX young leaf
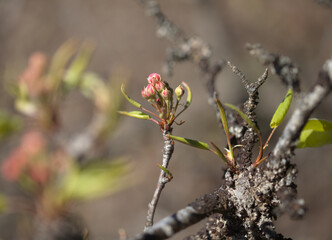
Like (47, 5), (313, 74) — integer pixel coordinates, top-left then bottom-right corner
(117, 111), (151, 120)
(182, 82), (192, 109)
(270, 88), (293, 128)
(210, 142), (228, 165)
(216, 98), (230, 137)
(168, 134), (210, 150)
(225, 103), (259, 133)
(121, 83), (142, 108)
(216, 98), (233, 159)
(297, 119), (332, 148)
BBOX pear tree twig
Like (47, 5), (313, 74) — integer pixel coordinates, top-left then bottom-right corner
(145, 130), (174, 230)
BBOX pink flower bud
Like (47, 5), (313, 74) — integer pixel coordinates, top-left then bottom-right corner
(155, 81), (165, 92)
(147, 73), (161, 85)
(161, 88), (171, 100)
(141, 88), (148, 99)
(145, 84), (156, 97)
(175, 85), (185, 99)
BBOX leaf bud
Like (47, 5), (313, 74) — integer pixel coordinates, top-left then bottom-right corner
(175, 85), (185, 100)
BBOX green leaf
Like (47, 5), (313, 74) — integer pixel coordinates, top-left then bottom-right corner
(225, 103), (259, 133)
(0, 111), (21, 140)
(59, 159), (128, 202)
(216, 99), (230, 136)
(210, 142), (228, 165)
(297, 119), (332, 148)
(64, 42), (95, 88)
(117, 111), (151, 120)
(270, 88), (293, 128)
(182, 82), (192, 109)
(168, 134), (210, 150)
(216, 98), (233, 159)
(121, 83), (142, 108)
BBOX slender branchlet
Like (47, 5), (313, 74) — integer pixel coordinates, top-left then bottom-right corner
(145, 130), (174, 230)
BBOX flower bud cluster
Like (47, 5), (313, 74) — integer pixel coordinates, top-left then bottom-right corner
(141, 73), (186, 125)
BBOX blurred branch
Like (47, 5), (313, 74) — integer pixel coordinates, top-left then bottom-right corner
(246, 43), (300, 92)
(316, 0), (332, 8)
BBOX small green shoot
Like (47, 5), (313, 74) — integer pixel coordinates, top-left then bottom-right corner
(270, 88), (293, 128)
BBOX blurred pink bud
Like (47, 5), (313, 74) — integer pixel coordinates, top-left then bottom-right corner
(28, 164), (50, 184)
(147, 73), (161, 85)
(19, 52), (47, 97)
(175, 85), (185, 99)
(145, 84), (156, 97)
(155, 81), (165, 92)
(21, 131), (45, 157)
(1, 149), (28, 181)
(161, 88), (171, 100)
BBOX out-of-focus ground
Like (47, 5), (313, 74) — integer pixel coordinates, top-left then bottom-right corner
(0, 0), (331, 239)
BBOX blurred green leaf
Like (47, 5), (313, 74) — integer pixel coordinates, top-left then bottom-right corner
(270, 88), (293, 128)
(64, 42), (95, 88)
(225, 103), (259, 133)
(168, 134), (210, 150)
(297, 119), (332, 148)
(121, 83), (142, 108)
(0, 194), (7, 213)
(59, 159), (129, 202)
(48, 40), (79, 90)
(15, 99), (37, 116)
(117, 111), (151, 120)
(0, 111), (21, 140)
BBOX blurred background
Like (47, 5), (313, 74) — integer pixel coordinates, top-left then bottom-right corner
(0, 0), (331, 239)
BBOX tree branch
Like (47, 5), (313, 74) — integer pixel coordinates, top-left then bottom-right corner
(131, 188), (229, 240)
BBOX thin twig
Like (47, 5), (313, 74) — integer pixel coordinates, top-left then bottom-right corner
(227, 61), (268, 167)
(145, 130), (174, 230)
